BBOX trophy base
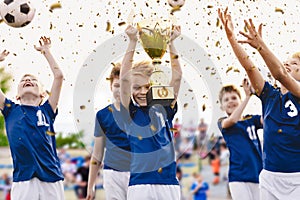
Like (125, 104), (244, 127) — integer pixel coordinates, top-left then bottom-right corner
(146, 86), (175, 106)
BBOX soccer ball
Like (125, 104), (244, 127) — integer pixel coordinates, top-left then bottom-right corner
(0, 0), (35, 28)
(168, 0), (185, 8)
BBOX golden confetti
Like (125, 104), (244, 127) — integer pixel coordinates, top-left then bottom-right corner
(80, 105), (86, 110)
(170, 103), (175, 109)
(150, 125), (157, 132)
(275, 7), (284, 14)
(226, 66), (233, 73)
(170, 128), (178, 132)
(215, 41), (220, 47)
(106, 21), (111, 32)
(202, 104), (206, 111)
(171, 6), (181, 14)
(138, 135), (143, 140)
(108, 106), (113, 112)
(49, 2), (62, 12)
(5, 103), (11, 107)
(183, 103), (188, 108)
(216, 18), (220, 27)
(46, 131), (55, 136)
(278, 129), (282, 133)
(233, 68), (240, 73)
(91, 160), (98, 165)
(171, 54), (179, 59)
(118, 22), (126, 26)
(158, 167), (163, 173)
(207, 5), (213, 8)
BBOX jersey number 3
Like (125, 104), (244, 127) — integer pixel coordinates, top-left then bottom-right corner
(285, 100), (298, 117)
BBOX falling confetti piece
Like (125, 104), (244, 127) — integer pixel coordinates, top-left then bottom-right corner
(183, 103), (188, 108)
(5, 103), (11, 107)
(49, 2), (62, 12)
(202, 104), (206, 111)
(170, 128), (177, 132)
(150, 125), (157, 132)
(207, 5), (213, 8)
(108, 106), (113, 112)
(138, 135), (143, 140)
(275, 7), (284, 14)
(233, 68), (240, 73)
(278, 129), (282, 133)
(91, 160), (99, 165)
(118, 21), (126, 26)
(226, 66), (233, 73)
(80, 105), (86, 110)
(106, 21), (111, 32)
(171, 6), (181, 14)
(215, 41), (220, 47)
(216, 18), (220, 27)
(46, 131), (55, 136)
(158, 168), (163, 173)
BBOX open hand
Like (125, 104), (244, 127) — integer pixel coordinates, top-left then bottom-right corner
(238, 19), (263, 50)
(218, 7), (235, 38)
(0, 50), (9, 62)
(170, 25), (181, 42)
(34, 36), (51, 53)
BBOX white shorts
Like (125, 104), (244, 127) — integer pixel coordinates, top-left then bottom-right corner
(11, 177), (64, 200)
(127, 184), (180, 200)
(260, 169), (300, 200)
(229, 182), (259, 200)
(103, 169), (130, 200)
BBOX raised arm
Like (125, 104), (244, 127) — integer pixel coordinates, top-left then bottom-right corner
(120, 25), (138, 109)
(218, 8), (264, 96)
(34, 36), (64, 112)
(0, 50), (10, 110)
(238, 19), (300, 98)
(221, 79), (253, 129)
(86, 137), (105, 200)
(169, 25), (182, 104)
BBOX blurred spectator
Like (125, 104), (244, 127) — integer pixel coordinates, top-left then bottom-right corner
(74, 156), (91, 200)
(220, 142), (230, 181)
(190, 172), (209, 200)
(179, 138), (193, 160)
(61, 158), (77, 186)
(0, 173), (11, 200)
(197, 118), (208, 150)
(58, 147), (71, 164)
(173, 118), (182, 153)
(208, 146), (220, 185)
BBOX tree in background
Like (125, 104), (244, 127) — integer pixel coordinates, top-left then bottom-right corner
(0, 67), (12, 146)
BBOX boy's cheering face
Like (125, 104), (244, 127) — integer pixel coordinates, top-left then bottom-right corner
(221, 91), (241, 116)
(284, 57), (300, 81)
(131, 74), (151, 107)
(17, 74), (44, 100)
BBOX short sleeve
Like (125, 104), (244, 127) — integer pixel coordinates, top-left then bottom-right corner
(94, 112), (105, 137)
(1, 98), (17, 118)
(41, 100), (57, 121)
(217, 117), (227, 131)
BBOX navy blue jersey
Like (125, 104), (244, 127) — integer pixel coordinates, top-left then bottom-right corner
(120, 101), (179, 186)
(218, 115), (263, 183)
(1, 98), (64, 182)
(94, 104), (131, 171)
(259, 82), (300, 172)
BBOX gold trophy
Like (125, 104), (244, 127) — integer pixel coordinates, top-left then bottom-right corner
(138, 20), (175, 106)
